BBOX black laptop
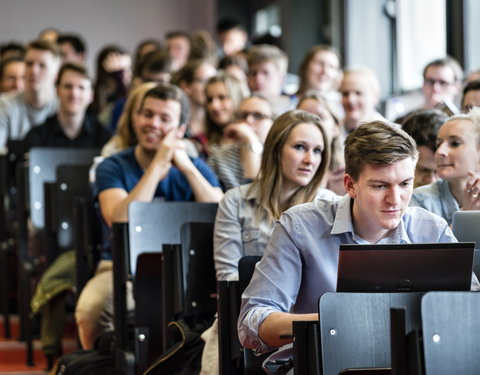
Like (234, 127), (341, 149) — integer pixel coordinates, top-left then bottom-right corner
(336, 242), (474, 292)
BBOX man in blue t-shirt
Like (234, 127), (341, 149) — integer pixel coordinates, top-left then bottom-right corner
(76, 84), (223, 350)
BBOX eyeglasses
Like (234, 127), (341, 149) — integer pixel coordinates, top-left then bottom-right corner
(192, 77), (210, 84)
(234, 111), (272, 121)
(424, 78), (455, 88)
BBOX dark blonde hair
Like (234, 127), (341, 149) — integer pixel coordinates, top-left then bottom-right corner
(102, 82), (158, 155)
(246, 44), (288, 76)
(251, 109), (331, 221)
(345, 121), (418, 181)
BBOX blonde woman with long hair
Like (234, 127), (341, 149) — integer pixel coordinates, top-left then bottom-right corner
(214, 109), (338, 280)
(200, 110), (338, 375)
(100, 81), (158, 157)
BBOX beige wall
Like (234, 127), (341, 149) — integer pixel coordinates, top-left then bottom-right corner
(0, 0), (216, 73)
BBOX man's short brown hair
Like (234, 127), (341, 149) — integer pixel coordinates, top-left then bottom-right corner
(345, 121), (418, 181)
(27, 39), (61, 58)
(56, 62), (91, 85)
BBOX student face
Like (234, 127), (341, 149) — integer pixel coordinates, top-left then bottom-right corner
(247, 61), (283, 99)
(435, 119), (480, 181)
(59, 42), (84, 63)
(166, 36), (190, 71)
(298, 98), (338, 140)
(184, 63), (217, 106)
(0, 61), (25, 93)
(235, 97), (273, 143)
(414, 145), (438, 188)
(305, 50), (340, 92)
(281, 122), (324, 192)
(346, 157), (415, 243)
(206, 82), (235, 127)
(340, 72), (378, 129)
(134, 97), (184, 152)
(462, 89), (480, 113)
(219, 29), (247, 56)
(56, 70), (93, 115)
(422, 65), (460, 109)
(24, 48), (59, 93)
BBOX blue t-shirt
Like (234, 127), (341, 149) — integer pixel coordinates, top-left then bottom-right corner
(94, 147), (220, 257)
(95, 147), (220, 201)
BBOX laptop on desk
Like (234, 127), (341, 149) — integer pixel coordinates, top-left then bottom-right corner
(336, 242), (474, 292)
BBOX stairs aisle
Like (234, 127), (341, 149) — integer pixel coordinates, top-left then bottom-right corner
(0, 315), (77, 374)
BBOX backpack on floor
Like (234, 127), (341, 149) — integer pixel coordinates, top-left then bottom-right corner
(50, 331), (115, 375)
(50, 349), (115, 375)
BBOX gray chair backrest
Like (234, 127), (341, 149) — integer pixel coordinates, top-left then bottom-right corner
(28, 147), (98, 228)
(128, 201), (218, 275)
(452, 210), (480, 277)
(421, 291), (480, 375)
(319, 292), (423, 375)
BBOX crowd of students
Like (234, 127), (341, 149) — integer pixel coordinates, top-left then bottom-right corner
(1, 20), (480, 374)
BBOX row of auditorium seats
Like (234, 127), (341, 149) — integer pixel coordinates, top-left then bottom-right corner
(220, 256), (480, 375)
(0, 144), (102, 366)
(1, 143), (480, 374)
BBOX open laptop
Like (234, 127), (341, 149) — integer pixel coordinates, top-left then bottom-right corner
(452, 211), (480, 277)
(336, 242), (474, 292)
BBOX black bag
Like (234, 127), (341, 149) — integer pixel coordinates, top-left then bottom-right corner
(143, 316), (211, 375)
(50, 331), (115, 375)
(50, 349), (115, 375)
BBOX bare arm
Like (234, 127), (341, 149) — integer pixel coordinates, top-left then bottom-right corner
(98, 158), (170, 226)
(224, 122), (262, 180)
(173, 149), (223, 202)
(98, 131), (178, 227)
(258, 312), (319, 347)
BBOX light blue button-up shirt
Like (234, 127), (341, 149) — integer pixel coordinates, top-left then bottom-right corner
(410, 179), (459, 225)
(238, 194), (462, 355)
(214, 183), (339, 281)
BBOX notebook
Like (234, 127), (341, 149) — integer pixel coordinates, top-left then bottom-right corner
(336, 242), (474, 292)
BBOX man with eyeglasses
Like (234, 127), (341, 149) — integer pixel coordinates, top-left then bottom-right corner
(422, 56), (463, 111)
(208, 95), (274, 190)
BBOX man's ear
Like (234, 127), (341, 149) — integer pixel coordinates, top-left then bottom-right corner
(344, 173), (357, 198)
(176, 124), (187, 139)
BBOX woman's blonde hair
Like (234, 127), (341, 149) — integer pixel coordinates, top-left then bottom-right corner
(101, 82), (158, 157)
(204, 72), (249, 145)
(251, 109), (331, 221)
(447, 107), (480, 148)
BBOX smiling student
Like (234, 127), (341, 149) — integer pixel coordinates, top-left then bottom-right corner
(75, 84), (223, 350)
(237, 120), (474, 371)
(411, 108), (480, 224)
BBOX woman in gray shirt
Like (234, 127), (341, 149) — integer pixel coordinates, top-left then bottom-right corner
(214, 109), (339, 281)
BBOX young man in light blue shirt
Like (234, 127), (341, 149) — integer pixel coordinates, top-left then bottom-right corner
(238, 121), (478, 366)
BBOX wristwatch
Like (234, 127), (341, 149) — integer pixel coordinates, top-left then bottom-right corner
(246, 141), (263, 154)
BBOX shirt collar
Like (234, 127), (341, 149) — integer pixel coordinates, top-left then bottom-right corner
(330, 194), (411, 244)
(331, 195), (355, 235)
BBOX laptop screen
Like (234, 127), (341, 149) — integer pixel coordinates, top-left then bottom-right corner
(336, 242), (474, 292)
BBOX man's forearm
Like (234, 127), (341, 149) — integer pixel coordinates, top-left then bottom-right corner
(258, 311), (318, 347)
